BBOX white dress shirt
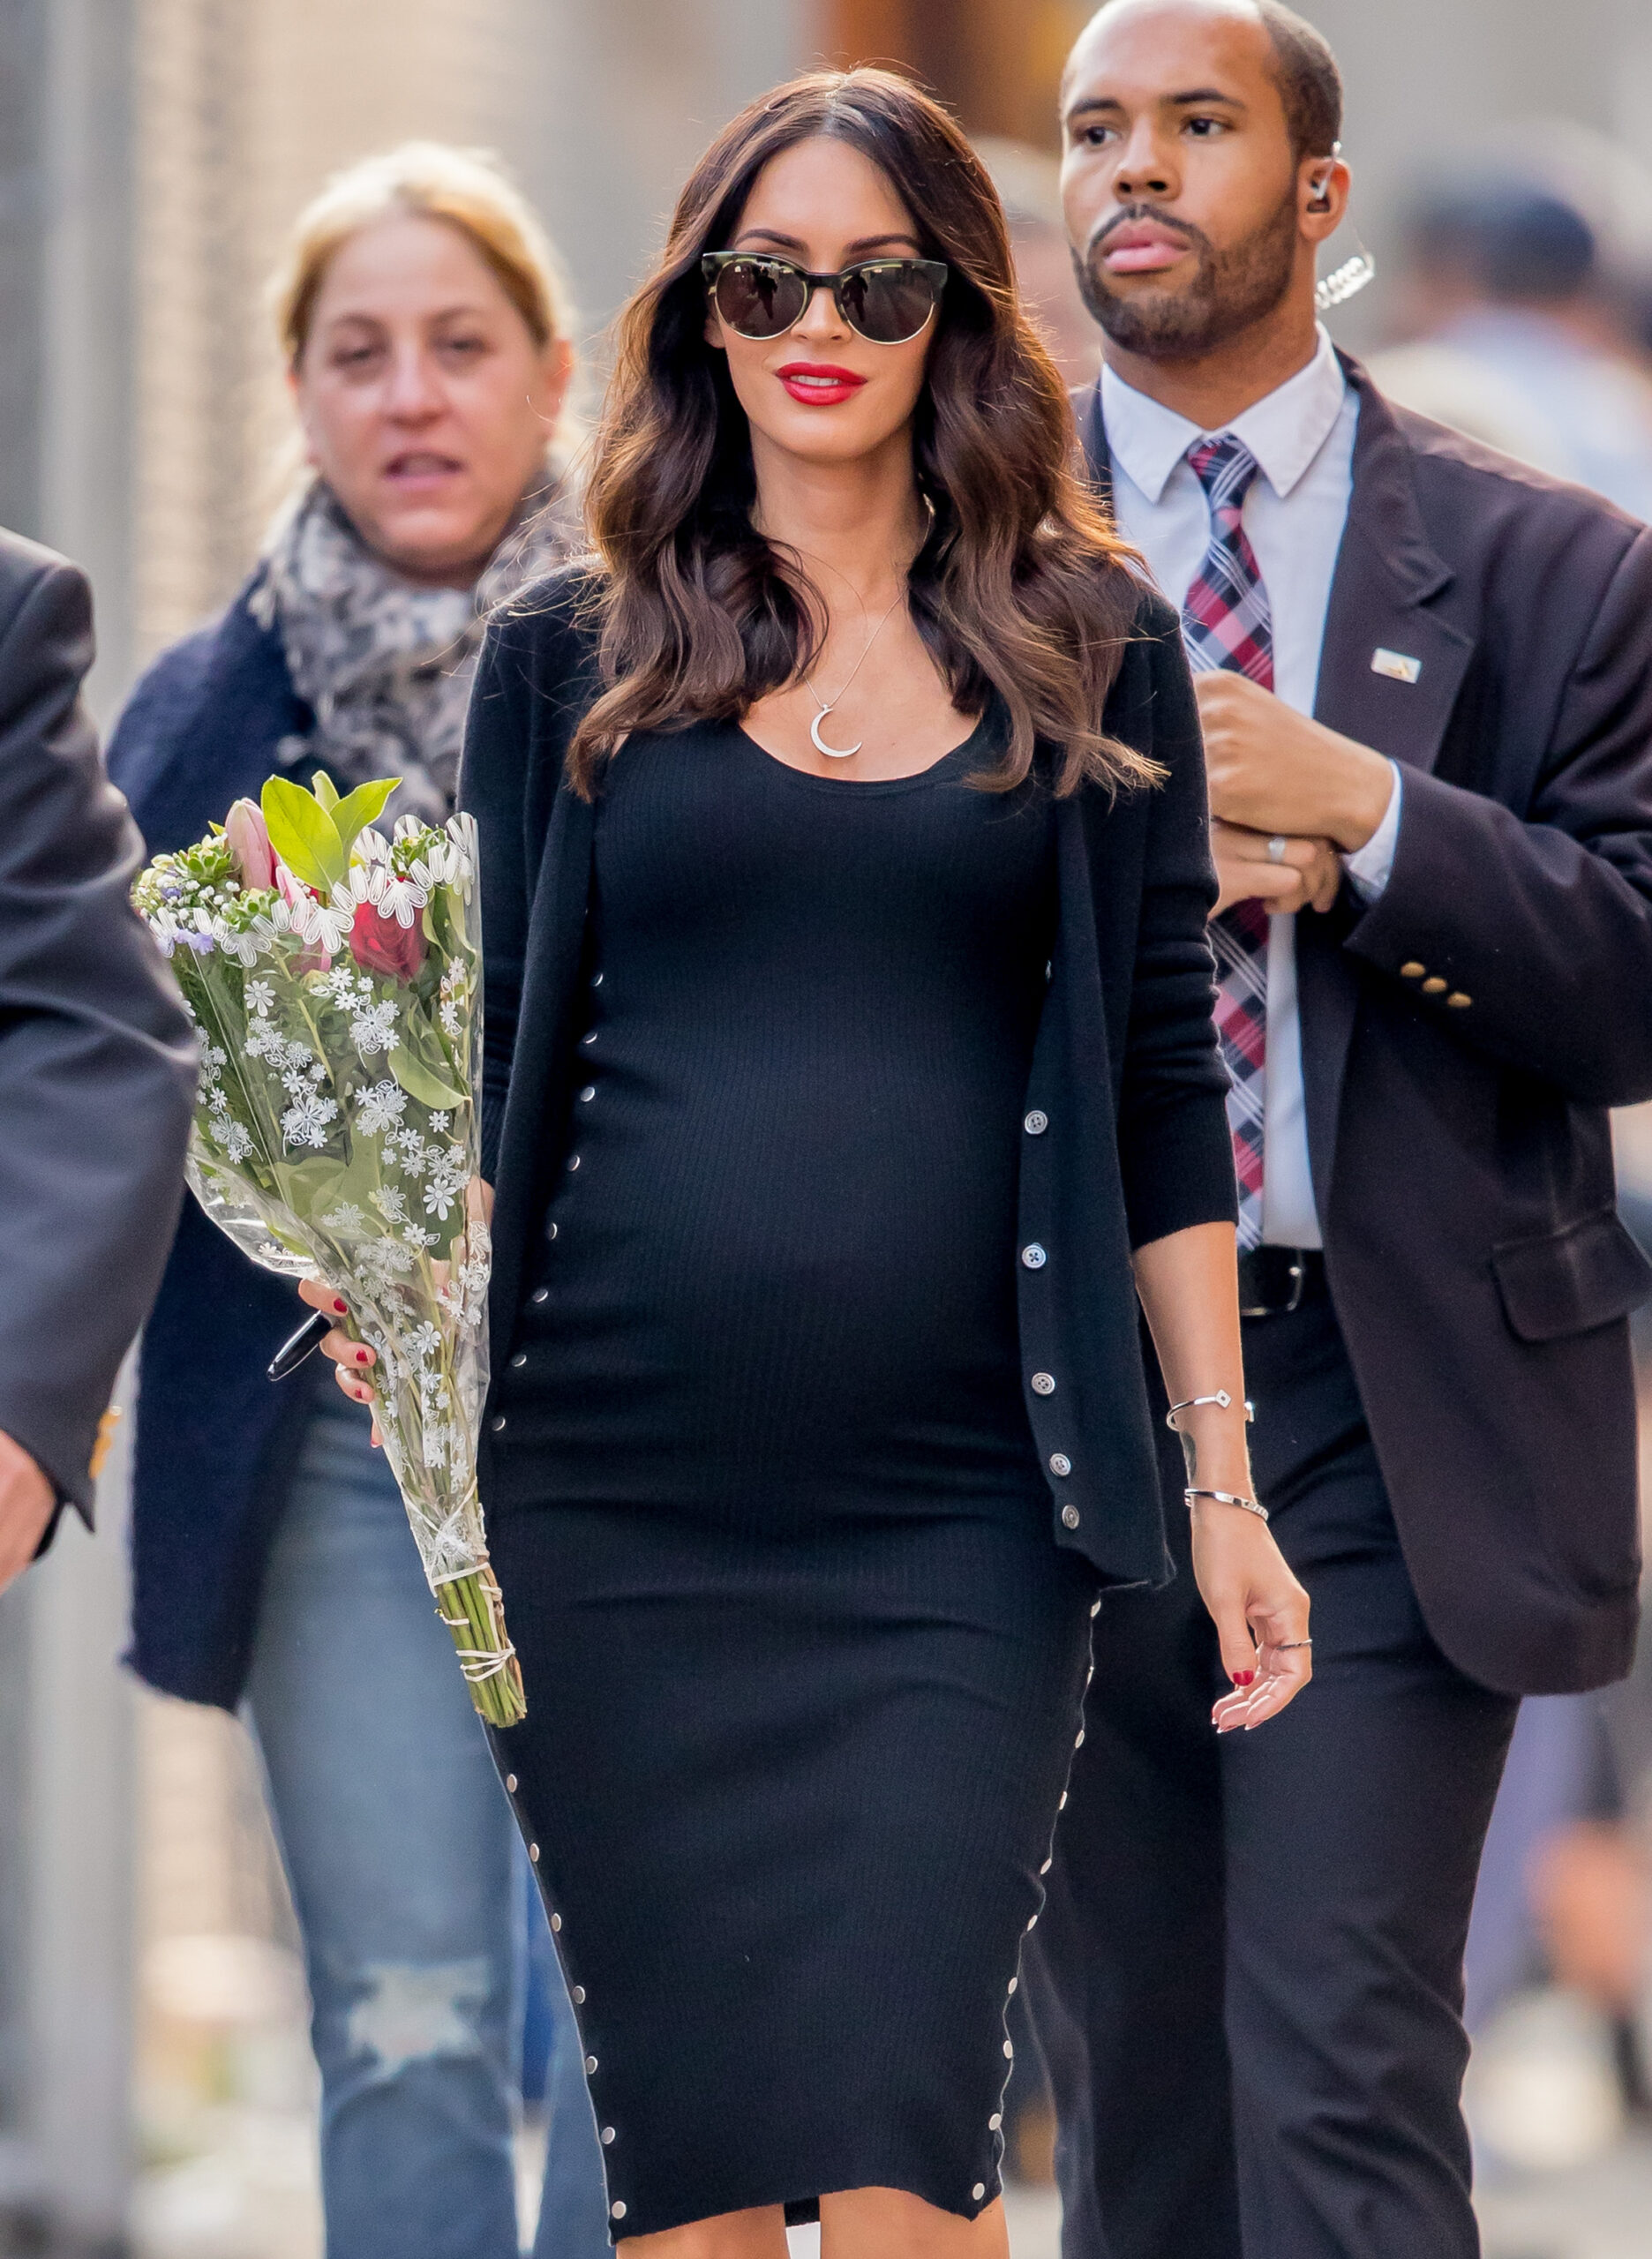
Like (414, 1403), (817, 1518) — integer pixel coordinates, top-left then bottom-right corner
(1101, 325), (1400, 1248)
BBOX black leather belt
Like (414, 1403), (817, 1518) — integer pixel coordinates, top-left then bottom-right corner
(1238, 1245), (1326, 1319)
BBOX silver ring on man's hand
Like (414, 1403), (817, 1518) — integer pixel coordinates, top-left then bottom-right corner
(1266, 834), (1289, 863)
(1274, 1640), (1312, 1650)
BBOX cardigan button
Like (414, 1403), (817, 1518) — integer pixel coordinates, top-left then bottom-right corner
(1400, 961), (1426, 979)
(1061, 1505), (1080, 1530)
(579, 1084), (596, 1102)
(1447, 991), (1472, 1009)
(1049, 1452), (1071, 1476)
(506, 1774), (518, 1792)
(531, 1287), (549, 1303)
(1422, 976), (1447, 995)
(1031, 1371), (1055, 1395)
(572, 1985), (585, 2004)
(1023, 1110), (1048, 1135)
(546, 1220), (558, 1241)
(510, 1352), (527, 1370)
(1021, 1243), (1048, 1269)
(491, 1415), (507, 1433)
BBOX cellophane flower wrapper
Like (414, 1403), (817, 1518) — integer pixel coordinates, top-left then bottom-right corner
(134, 780), (524, 1724)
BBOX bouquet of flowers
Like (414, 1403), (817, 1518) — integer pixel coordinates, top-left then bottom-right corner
(133, 773), (525, 1725)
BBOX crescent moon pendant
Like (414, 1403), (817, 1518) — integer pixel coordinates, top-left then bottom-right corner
(810, 707), (862, 760)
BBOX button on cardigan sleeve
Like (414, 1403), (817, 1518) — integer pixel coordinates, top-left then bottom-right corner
(1113, 598), (1239, 1249)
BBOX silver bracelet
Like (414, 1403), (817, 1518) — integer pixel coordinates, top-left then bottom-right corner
(1184, 1486), (1270, 1523)
(1166, 1390), (1255, 1432)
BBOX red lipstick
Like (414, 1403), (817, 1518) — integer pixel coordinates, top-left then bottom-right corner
(777, 361), (867, 407)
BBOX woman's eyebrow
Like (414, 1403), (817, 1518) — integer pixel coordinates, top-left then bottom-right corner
(731, 228), (924, 258)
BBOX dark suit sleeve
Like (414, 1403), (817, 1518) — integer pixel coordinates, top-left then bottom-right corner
(1344, 524), (1652, 1106)
(1115, 604), (1238, 1247)
(459, 614), (537, 1186)
(0, 559), (198, 1515)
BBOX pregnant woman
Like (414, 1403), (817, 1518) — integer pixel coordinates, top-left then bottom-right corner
(312, 64), (1310, 2259)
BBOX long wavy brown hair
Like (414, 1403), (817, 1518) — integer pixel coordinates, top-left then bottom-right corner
(567, 66), (1152, 800)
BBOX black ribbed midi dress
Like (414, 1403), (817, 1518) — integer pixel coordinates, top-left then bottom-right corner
(484, 715), (1099, 2237)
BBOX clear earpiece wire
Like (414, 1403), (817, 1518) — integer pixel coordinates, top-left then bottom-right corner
(1315, 251), (1377, 311)
(1313, 141), (1376, 315)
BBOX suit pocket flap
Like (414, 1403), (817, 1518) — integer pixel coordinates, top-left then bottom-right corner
(1491, 1209), (1652, 1343)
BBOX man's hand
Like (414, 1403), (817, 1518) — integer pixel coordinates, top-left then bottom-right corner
(1196, 672), (1394, 850)
(0, 1430), (56, 1594)
(1213, 820), (1342, 917)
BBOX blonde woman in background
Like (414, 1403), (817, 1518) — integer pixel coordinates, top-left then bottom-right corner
(109, 146), (609, 2259)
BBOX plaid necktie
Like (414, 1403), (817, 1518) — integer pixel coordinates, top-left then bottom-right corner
(1182, 435), (1273, 1250)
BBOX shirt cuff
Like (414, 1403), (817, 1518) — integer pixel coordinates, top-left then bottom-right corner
(1341, 762), (1402, 904)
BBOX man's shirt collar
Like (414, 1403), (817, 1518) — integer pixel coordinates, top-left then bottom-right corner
(1100, 323), (1348, 505)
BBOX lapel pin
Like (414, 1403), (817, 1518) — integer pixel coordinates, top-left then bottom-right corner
(1371, 648), (1423, 684)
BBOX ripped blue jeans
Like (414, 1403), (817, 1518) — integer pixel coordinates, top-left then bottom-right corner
(247, 1392), (611, 2258)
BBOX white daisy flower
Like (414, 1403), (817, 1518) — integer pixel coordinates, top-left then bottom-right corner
(356, 1081), (407, 1137)
(281, 1093), (338, 1150)
(349, 999), (399, 1058)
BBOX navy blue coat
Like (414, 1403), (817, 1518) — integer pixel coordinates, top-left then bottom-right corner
(109, 580), (331, 1707)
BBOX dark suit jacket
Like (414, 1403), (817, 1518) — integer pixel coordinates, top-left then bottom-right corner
(108, 580), (331, 1707)
(460, 567), (1236, 1594)
(1079, 358), (1652, 1696)
(0, 529), (196, 1519)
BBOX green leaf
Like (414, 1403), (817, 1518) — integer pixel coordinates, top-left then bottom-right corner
(387, 1040), (467, 1111)
(332, 777), (402, 858)
(261, 776), (345, 892)
(312, 769), (340, 811)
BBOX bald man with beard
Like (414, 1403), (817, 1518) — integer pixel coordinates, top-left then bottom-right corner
(1022, 5), (1652, 2256)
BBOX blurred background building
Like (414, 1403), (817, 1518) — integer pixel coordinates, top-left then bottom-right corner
(4, 1), (1652, 2254)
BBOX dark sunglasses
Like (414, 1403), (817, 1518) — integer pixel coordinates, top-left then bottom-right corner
(702, 252), (949, 346)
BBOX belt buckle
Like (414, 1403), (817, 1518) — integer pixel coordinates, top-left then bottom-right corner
(1239, 1248), (1306, 1320)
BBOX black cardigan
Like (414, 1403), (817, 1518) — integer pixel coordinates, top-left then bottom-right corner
(459, 567), (1235, 1590)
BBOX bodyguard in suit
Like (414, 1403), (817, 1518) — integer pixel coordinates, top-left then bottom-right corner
(0, 529), (195, 1591)
(1025, 4), (1652, 2255)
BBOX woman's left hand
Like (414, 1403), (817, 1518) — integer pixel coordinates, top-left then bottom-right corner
(1189, 1498), (1312, 1732)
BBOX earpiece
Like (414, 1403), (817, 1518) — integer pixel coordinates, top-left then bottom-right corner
(1309, 172), (1334, 213)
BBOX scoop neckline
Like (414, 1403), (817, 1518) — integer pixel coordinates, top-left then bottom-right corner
(730, 708), (992, 795)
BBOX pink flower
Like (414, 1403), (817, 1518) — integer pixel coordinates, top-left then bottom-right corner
(349, 899), (425, 983)
(225, 799), (274, 890)
(274, 861), (332, 973)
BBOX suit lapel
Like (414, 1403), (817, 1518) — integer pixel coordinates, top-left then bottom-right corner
(1311, 360), (1473, 773)
(486, 778), (596, 1348)
(1297, 360), (1475, 1208)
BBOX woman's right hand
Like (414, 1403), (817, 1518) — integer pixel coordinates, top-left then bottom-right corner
(297, 1276), (380, 1425)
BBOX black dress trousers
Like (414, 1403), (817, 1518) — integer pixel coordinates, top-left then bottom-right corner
(1024, 1282), (1521, 2259)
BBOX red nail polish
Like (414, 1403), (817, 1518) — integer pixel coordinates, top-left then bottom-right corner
(334, 1298), (348, 1314)
(1232, 1670), (1256, 1687)
(356, 1348), (370, 1363)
